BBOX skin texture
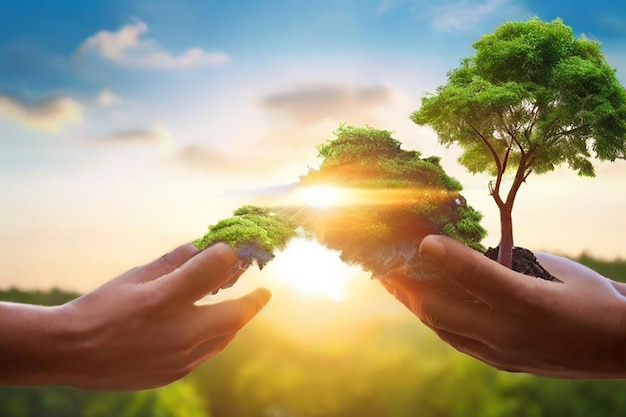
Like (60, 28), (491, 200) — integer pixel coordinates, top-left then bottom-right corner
(0, 243), (271, 391)
(381, 235), (626, 379)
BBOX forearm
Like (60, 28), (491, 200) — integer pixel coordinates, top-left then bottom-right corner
(0, 301), (74, 386)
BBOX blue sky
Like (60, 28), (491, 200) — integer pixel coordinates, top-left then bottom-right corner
(2, 0), (626, 292)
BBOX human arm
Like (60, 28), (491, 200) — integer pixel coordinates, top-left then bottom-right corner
(380, 234), (626, 379)
(0, 243), (271, 390)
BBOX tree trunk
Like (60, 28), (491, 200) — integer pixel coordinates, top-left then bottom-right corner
(497, 203), (514, 268)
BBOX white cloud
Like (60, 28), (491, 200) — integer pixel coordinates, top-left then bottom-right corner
(596, 14), (626, 36)
(77, 21), (231, 70)
(376, 0), (399, 14)
(412, 0), (530, 32)
(430, 0), (507, 32)
(97, 88), (122, 107)
(101, 123), (171, 145)
(0, 95), (82, 132)
(259, 83), (395, 125)
(605, 47), (626, 84)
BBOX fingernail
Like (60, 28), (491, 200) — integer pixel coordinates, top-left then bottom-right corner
(419, 235), (446, 264)
(212, 242), (239, 266)
(207, 244), (248, 292)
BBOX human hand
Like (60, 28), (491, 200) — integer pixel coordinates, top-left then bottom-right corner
(380, 235), (626, 379)
(6, 243), (270, 391)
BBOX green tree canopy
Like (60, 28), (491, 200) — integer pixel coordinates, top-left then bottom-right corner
(412, 17), (626, 267)
(194, 125), (485, 296)
(290, 125), (486, 282)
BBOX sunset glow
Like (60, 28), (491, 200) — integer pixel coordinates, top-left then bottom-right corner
(267, 238), (362, 302)
(2, 0), (626, 296)
(295, 185), (346, 208)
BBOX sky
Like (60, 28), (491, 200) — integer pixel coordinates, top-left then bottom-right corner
(2, 0), (626, 297)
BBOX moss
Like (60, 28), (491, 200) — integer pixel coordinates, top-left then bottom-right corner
(195, 125), (486, 288)
(193, 205), (297, 270)
(283, 125), (486, 279)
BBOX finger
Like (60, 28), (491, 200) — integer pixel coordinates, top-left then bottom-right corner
(433, 328), (495, 360)
(419, 235), (552, 310)
(535, 252), (607, 284)
(186, 333), (237, 370)
(188, 288), (271, 340)
(433, 329), (523, 374)
(126, 243), (201, 284)
(153, 243), (240, 304)
(610, 280), (626, 297)
(161, 334), (236, 383)
(383, 274), (515, 345)
(378, 274), (429, 307)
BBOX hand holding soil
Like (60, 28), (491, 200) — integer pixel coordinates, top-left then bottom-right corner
(381, 235), (626, 379)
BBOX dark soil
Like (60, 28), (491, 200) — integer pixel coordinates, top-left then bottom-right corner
(484, 246), (561, 282)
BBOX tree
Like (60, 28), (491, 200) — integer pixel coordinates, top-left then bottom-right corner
(194, 125), (486, 294)
(290, 125), (486, 284)
(412, 17), (626, 268)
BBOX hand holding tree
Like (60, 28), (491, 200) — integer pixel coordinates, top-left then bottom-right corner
(381, 235), (626, 379)
(412, 18), (626, 268)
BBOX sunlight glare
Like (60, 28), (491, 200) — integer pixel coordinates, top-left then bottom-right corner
(296, 185), (344, 208)
(267, 238), (361, 302)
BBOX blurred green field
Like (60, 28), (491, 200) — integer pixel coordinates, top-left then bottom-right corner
(2, 253), (626, 417)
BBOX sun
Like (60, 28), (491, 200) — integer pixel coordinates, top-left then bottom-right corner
(266, 238), (361, 302)
(295, 185), (345, 208)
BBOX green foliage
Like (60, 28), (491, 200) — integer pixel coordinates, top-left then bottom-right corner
(412, 17), (626, 266)
(412, 18), (626, 175)
(309, 125), (463, 191)
(0, 287), (78, 305)
(0, 382), (209, 417)
(316, 124), (403, 162)
(287, 125), (486, 277)
(413, 17), (626, 178)
(442, 205), (488, 251)
(5, 279), (626, 417)
(193, 205), (298, 268)
(7, 317), (626, 417)
(573, 253), (626, 283)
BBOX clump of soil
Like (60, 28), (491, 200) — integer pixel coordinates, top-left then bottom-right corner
(484, 246), (561, 282)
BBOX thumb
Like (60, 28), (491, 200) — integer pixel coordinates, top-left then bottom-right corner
(419, 235), (547, 310)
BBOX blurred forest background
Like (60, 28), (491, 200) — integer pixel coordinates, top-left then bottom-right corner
(3, 254), (626, 417)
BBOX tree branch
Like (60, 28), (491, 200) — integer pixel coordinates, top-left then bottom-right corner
(467, 122), (502, 173)
(467, 122), (505, 207)
(524, 103), (540, 141)
(556, 123), (590, 137)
